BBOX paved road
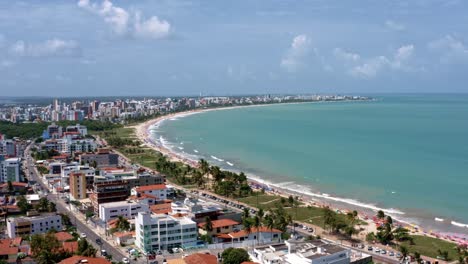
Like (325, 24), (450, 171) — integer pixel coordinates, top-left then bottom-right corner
(23, 145), (127, 263)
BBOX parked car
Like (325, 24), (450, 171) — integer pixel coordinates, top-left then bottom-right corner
(80, 233), (87, 238)
(122, 258), (130, 264)
(101, 250), (107, 256)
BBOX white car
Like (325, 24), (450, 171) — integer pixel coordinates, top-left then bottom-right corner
(80, 233), (87, 238)
(122, 258), (130, 264)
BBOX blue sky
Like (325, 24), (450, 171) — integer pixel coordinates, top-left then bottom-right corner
(0, 0), (468, 96)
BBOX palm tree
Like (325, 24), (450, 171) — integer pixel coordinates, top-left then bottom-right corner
(204, 217), (213, 234)
(36, 197), (49, 212)
(377, 210), (385, 219)
(48, 202), (57, 213)
(253, 216), (261, 245)
(116, 216), (130, 231)
(265, 215), (275, 241)
(243, 219), (252, 240)
(399, 245), (409, 261)
(198, 159), (210, 176)
(242, 208), (250, 220)
(7, 181), (14, 194)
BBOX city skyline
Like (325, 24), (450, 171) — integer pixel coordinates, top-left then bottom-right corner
(1, 0), (468, 96)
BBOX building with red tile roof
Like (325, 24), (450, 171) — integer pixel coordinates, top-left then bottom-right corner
(184, 253), (217, 264)
(59, 256), (111, 264)
(215, 226), (282, 243)
(198, 219), (240, 237)
(55, 231), (74, 242)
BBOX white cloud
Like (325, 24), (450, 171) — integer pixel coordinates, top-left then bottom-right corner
(350, 56), (389, 78)
(333, 48), (360, 62)
(349, 44), (415, 78)
(9, 39), (81, 57)
(428, 35), (468, 63)
(392, 44), (414, 70)
(281, 34), (311, 72)
(78, 0), (170, 39)
(385, 20), (405, 31)
(134, 11), (171, 39)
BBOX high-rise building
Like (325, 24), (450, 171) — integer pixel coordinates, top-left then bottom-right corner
(69, 172), (87, 200)
(89, 180), (129, 214)
(0, 157), (21, 182)
(135, 212), (198, 253)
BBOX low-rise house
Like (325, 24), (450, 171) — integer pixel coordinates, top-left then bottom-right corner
(131, 184), (167, 200)
(215, 226), (282, 244)
(198, 219), (240, 237)
(59, 256), (111, 264)
(0, 182), (30, 194)
(0, 238), (21, 263)
(114, 231), (135, 246)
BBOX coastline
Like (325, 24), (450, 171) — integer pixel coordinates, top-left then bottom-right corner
(134, 102), (468, 242)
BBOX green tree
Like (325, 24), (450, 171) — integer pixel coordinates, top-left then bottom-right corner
(78, 239), (97, 257)
(36, 197), (50, 212)
(414, 252), (422, 263)
(7, 181), (14, 194)
(116, 216), (130, 231)
(204, 217), (213, 233)
(30, 232), (71, 264)
(221, 248), (250, 264)
(48, 202), (57, 212)
(399, 245), (409, 260)
(60, 213), (72, 227)
(253, 215), (261, 244)
(16, 195), (31, 214)
(377, 210), (385, 219)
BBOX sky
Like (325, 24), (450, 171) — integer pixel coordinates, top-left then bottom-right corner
(1, 0), (468, 96)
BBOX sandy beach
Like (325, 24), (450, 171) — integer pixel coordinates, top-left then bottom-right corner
(133, 105), (468, 245)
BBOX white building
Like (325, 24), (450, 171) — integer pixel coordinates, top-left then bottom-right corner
(0, 157), (21, 182)
(131, 184), (167, 200)
(7, 214), (62, 238)
(250, 239), (352, 264)
(135, 212), (198, 253)
(99, 200), (150, 222)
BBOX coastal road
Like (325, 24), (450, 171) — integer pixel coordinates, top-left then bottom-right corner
(24, 145), (127, 263)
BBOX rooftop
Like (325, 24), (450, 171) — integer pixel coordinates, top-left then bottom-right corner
(59, 256), (111, 264)
(198, 219), (240, 229)
(135, 184), (166, 192)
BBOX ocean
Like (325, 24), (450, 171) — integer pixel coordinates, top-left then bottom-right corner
(150, 94), (468, 234)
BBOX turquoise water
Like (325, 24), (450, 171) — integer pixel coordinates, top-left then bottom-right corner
(152, 95), (468, 231)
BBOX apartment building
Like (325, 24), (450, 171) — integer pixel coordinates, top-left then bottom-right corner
(135, 212), (198, 253)
(7, 214), (62, 238)
(98, 200), (150, 222)
(89, 180), (129, 214)
(0, 157), (21, 182)
(69, 172), (87, 200)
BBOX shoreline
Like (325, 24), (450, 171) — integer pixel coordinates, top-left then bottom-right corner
(134, 102), (468, 243)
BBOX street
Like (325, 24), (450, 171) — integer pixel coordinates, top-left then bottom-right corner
(23, 145), (127, 263)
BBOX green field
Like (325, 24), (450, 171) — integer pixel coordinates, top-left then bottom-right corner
(397, 235), (459, 260)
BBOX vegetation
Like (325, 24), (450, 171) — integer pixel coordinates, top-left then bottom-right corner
(30, 231), (72, 264)
(35, 197), (56, 213)
(221, 248), (250, 264)
(77, 238), (97, 257)
(0, 119), (121, 139)
(16, 195), (31, 213)
(397, 235), (459, 260)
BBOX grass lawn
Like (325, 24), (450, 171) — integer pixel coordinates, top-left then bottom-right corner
(397, 235), (459, 260)
(114, 127), (136, 139)
(238, 193), (282, 209)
